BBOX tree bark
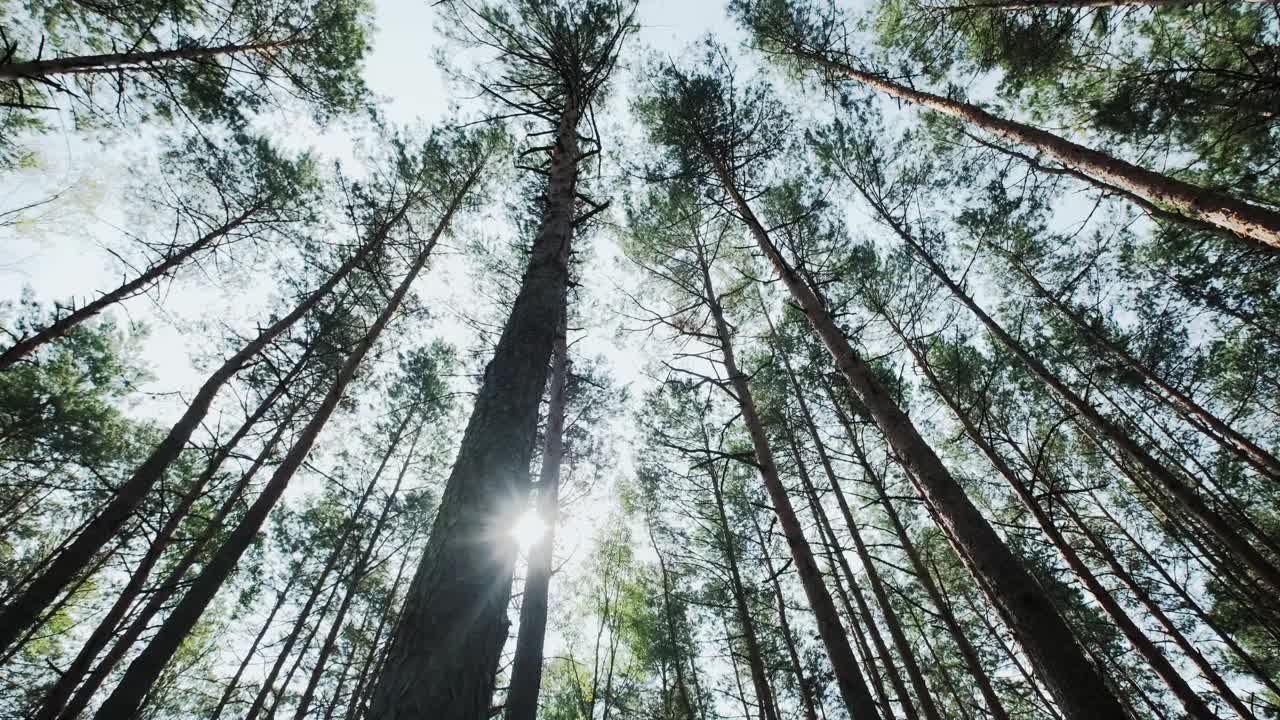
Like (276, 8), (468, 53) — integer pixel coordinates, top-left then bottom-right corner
(369, 104), (579, 720)
(505, 306), (569, 720)
(89, 171), (471, 720)
(769, 39), (1280, 250)
(649, 521), (697, 720)
(696, 241), (881, 720)
(343, 550), (413, 720)
(0, 197), (413, 654)
(715, 164), (1125, 720)
(209, 571), (303, 720)
(0, 39), (295, 80)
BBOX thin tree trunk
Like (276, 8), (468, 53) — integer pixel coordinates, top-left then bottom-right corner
(791, 423), (910, 720)
(762, 303), (940, 720)
(695, 242), (881, 720)
(369, 102), (577, 719)
(864, 206), (1280, 594)
(0, 198), (414, 654)
(751, 510), (820, 720)
(0, 207), (257, 370)
(343, 550), (412, 720)
(505, 306), (569, 720)
(890, 317), (1225, 719)
(56, 404), (300, 720)
(649, 521), (697, 720)
(90, 173), (470, 719)
(209, 571), (304, 720)
(0, 39), (296, 80)
(709, 467), (781, 720)
(263, 578), (345, 720)
(717, 166), (1124, 719)
(938, 0), (1273, 11)
(771, 40), (1280, 250)
(293, 419), (428, 720)
(35, 345), (311, 720)
(1011, 259), (1280, 480)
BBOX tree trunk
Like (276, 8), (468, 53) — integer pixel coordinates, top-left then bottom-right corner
(940, 0), (1270, 10)
(715, 163), (1125, 720)
(696, 242), (881, 720)
(762, 304), (941, 720)
(709, 467), (781, 720)
(343, 550), (412, 720)
(293, 419), (428, 720)
(649, 521), (697, 720)
(0, 39), (295, 80)
(34, 345), (310, 720)
(892, 316), (1222, 719)
(0, 197), (413, 654)
(0, 207), (257, 370)
(1011, 259), (1280, 481)
(751, 510), (820, 720)
(368, 103), (577, 720)
(774, 41), (1280, 250)
(866, 207), (1280, 595)
(89, 173), (470, 719)
(209, 572), (303, 720)
(505, 306), (569, 720)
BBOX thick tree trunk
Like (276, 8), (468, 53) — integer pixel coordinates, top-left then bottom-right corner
(0, 208), (257, 370)
(505, 308), (569, 720)
(369, 104), (579, 720)
(892, 317), (1222, 720)
(776, 44), (1280, 250)
(751, 511), (821, 720)
(696, 244), (881, 720)
(709, 467), (780, 720)
(716, 166), (1125, 720)
(0, 40), (295, 80)
(1012, 260), (1280, 480)
(869, 210), (1280, 594)
(0, 199), (412, 654)
(89, 175), (470, 719)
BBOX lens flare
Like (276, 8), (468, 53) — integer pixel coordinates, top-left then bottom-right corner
(509, 508), (547, 552)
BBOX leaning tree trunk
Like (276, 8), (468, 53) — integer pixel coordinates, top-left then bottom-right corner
(697, 244), (881, 720)
(33, 345), (309, 720)
(938, 0), (1272, 10)
(342, 550), (412, 720)
(709, 467), (781, 720)
(209, 569), (304, 720)
(505, 306), (569, 720)
(89, 173), (471, 720)
(869, 209), (1280, 595)
(771, 41), (1280, 250)
(0, 207), (257, 370)
(751, 511), (821, 720)
(368, 104), (580, 720)
(1010, 259), (1280, 481)
(0, 197), (413, 654)
(0, 39), (295, 80)
(712, 160), (1126, 720)
(890, 318), (1224, 720)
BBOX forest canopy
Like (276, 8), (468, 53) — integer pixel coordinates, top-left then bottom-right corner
(1, 0), (1278, 719)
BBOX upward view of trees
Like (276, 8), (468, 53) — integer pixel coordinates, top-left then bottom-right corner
(2, 0), (1277, 719)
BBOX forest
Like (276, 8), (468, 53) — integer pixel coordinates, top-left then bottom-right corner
(1, 0), (1278, 718)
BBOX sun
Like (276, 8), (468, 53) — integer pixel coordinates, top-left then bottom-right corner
(509, 508), (547, 552)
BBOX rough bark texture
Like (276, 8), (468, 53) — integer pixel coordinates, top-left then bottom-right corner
(368, 106), (579, 720)
(0, 202), (409, 654)
(505, 309), (568, 720)
(779, 44), (1280, 250)
(719, 174), (1125, 720)
(89, 176), (467, 719)
(698, 245), (880, 720)
(0, 40), (293, 79)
